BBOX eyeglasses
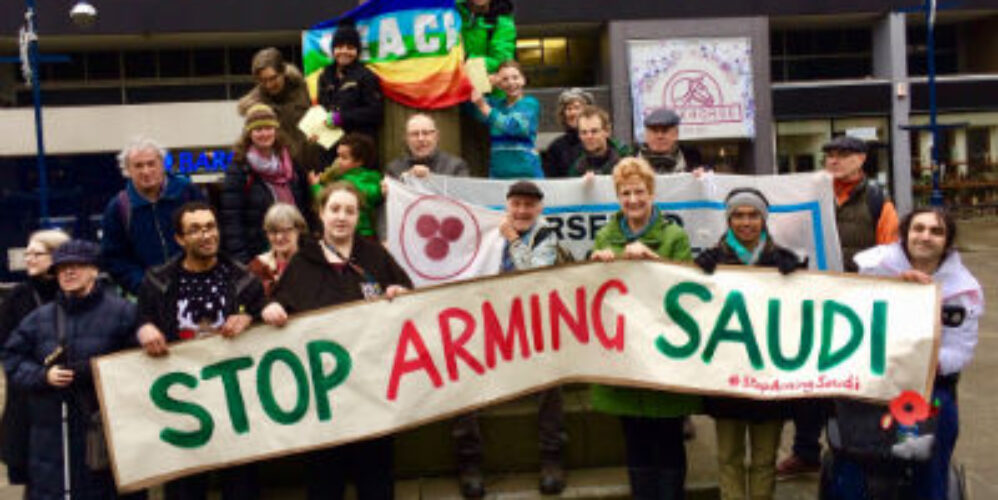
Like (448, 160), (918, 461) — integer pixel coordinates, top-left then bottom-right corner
(266, 227), (298, 236)
(24, 250), (49, 259)
(257, 73), (283, 85)
(407, 129), (437, 138)
(184, 223), (218, 237)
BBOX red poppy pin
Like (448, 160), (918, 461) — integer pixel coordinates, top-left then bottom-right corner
(889, 391), (930, 427)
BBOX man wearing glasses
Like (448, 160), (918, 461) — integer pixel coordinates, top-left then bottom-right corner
(134, 201), (265, 499)
(778, 135), (899, 479)
(386, 113), (470, 179)
(567, 106), (631, 177)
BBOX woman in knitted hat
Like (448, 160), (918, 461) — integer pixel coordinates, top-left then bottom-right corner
(694, 187), (804, 500)
(542, 88), (594, 178)
(316, 20), (384, 156)
(221, 103), (317, 262)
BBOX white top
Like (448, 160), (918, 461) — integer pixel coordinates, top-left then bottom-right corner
(854, 243), (984, 375)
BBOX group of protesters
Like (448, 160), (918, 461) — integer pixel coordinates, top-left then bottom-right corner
(0, 0), (986, 499)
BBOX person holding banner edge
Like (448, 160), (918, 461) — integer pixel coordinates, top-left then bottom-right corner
(694, 188), (805, 500)
(262, 182), (412, 500)
(837, 207), (982, 499)
(589, 157), (700, 498)
(453, 180), (567, 497)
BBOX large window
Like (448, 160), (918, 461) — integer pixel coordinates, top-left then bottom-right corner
(770, 28), (873, 82)
(515, 36), (597, 88)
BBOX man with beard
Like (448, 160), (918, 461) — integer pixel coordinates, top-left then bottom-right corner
(135, 201), (265, 500)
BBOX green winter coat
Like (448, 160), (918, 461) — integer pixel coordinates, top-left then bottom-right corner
(316, 166), (383, 238)
(457, 0), (517, 74)
(589, 210), (703, 417)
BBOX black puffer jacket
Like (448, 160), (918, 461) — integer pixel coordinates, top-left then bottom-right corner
(220, 157), (316, 263)
(317, 61), (384, 143)
(542, 130), (583, 178)
(2, 285), (138, 499)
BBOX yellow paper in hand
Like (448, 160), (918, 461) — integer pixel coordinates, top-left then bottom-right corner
(464, 57), (492, 94)
(298, 105), (343, 150)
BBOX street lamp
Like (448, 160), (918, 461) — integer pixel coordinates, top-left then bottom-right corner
(19, 0), (97, 228)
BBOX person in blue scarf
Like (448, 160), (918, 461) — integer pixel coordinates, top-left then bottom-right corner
(694, 187), (804, 500)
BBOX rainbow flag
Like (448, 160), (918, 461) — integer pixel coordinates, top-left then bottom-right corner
(303, 0), (473, 110)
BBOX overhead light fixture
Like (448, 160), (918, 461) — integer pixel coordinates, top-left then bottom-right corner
(69, 1), (97, 28)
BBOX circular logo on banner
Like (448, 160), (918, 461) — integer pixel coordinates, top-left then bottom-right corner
(399, 195), (482, 281)
(666, 70), (723, 107)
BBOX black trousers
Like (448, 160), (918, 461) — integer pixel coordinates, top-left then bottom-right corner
(621, 416), (687, 500)
(305, 436), (394, 500)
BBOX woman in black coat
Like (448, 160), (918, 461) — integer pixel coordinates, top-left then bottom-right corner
(221, 103), (317, 263)
(542, 88), (594, 178)
(3, 240), (140, 500)
(0, 229), (69, 486)
(262, 182), (411, 500)
(317, 21), (384, 153)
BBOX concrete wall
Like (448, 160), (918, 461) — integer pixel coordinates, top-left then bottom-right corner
(606, 17), (774, 174)
(0, 101), (243, 156)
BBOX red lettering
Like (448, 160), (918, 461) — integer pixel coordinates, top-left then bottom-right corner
(548, 287), (589, 351)
(439, 307), (485, 381)
(482, 299), (530, 368)
(530, 294), (544, 353)
(386, 320), (443, 401)
(592, 279), (628, 351)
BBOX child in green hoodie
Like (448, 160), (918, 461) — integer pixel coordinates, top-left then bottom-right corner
(310, 133), (383, 238)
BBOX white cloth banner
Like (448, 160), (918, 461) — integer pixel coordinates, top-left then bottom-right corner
(386, 177), (505, 287)
(398, 172), (843, 272)
(94, 261), (938, 491)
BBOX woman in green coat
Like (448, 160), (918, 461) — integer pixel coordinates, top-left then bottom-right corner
(590, 157), (701, 499)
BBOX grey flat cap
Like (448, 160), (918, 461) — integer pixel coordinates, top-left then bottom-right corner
(822, 135), (868, 154)
(645, 108), (681, 128)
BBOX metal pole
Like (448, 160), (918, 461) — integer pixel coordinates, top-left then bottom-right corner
(927, 0), (944, 207)
(25, 0), (52, 227)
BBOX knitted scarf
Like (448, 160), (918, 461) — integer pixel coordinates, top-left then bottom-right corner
(725, 229), (767, 265)
(247, 146), (295, 205)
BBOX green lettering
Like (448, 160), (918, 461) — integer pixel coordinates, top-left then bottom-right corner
(149, 372), (214, 449)
(657, 281), (712, 359)
(257, 348), (310, 425)
(702, 291), (764, 369)
(307, 340), (353, 422)
(767, 299), (814, 371)
(201, 357), (254, 434)
(819, 300), (864, 371)
(870, 301), (888, 375)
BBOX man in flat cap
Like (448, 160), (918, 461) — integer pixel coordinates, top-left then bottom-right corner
(637, 107), (705, 174)
(453, 180), (568, 497)
(778, 134), (899, 479)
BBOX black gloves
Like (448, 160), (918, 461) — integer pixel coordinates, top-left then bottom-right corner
(694, 248), (721, 274)
(773, 249), (802, 275)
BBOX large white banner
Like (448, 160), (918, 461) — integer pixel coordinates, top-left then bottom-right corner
(396, 173), (843, 272)
(94, 262), (938, 491)
(628, 38), (755, 142)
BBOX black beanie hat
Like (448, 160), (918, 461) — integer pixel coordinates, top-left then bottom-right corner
(332, 20), (361, 50)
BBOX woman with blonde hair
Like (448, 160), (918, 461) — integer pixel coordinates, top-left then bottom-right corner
(0, 229), (69, 486)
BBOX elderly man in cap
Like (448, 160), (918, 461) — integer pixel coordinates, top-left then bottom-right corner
(637, 108), (705, 174)
(777, 135), (899, 478)
(453, 180), (567, 497)
(3, 240), (143, 499)
(386, 113), (470, 179)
